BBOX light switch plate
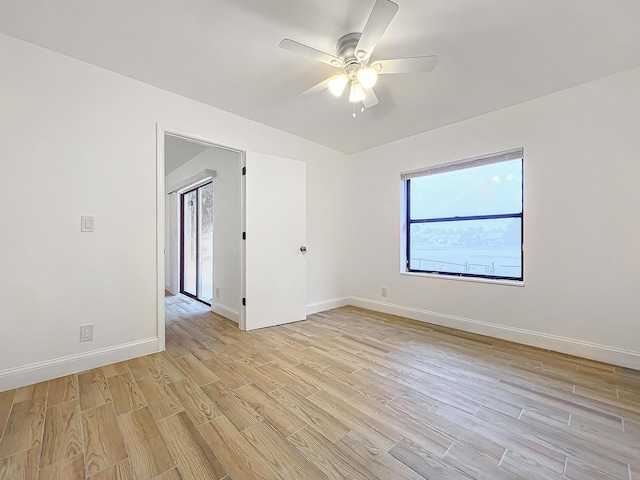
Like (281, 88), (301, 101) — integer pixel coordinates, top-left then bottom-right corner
(81, 216), (94, 232)
(80, 324), (94, 341)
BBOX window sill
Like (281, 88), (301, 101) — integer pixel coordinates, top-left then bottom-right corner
(400, 271), (524, 287)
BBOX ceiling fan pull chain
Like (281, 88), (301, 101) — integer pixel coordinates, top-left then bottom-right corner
(352, 103), (357, 118)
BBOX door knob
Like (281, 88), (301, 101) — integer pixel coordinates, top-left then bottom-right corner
(300, 246), (307, 253)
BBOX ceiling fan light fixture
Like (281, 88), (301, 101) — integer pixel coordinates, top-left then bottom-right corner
(328, 74), (349, 96)
(349, 81), (366, 103)
(356, 67), (378, 89)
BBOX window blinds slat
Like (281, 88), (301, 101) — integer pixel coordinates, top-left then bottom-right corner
(401, 148), (523, 180)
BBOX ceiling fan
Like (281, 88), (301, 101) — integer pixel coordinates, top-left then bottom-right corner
(279, 0), (438, 115)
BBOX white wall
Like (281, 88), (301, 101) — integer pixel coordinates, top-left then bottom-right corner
(346, 66), (640, 368)
(0, 34), (350, 390)
(165, 146), (242, 322)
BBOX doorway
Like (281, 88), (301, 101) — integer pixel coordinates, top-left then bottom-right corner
(156, 124), (308, 350)
(161, 128), (244, 338)
(180, 181), (213, 304)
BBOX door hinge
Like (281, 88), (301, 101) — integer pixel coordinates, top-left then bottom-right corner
(242, 297), (246, 306)
(242, 231), (246, 240)
(242, 166), (246, 175)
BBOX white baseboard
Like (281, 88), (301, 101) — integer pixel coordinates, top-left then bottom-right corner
(306, 297), (350, 316)
(211, 303), (240, 323)
(348, 297), (640, 370)
(0, 337), (159, 392)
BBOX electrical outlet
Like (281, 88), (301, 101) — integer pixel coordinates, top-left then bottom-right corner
(216, 287), (220, 298)
(381, 287), (388, 297)
(80, 324), (94, 342)
(81, 216), (95, 232)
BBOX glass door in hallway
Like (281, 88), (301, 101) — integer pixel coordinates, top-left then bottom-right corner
(180, 182), (213, 304)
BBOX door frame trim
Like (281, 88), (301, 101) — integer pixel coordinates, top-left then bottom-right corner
(156, 124), (246, 352)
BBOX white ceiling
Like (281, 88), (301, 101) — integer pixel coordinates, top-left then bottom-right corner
(1, 0), (639, 154)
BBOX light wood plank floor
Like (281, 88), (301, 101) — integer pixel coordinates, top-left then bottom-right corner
(1, 294), (639, 479)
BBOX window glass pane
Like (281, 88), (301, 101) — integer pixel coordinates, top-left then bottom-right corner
(198, 183), (214, 304)
(409, 218), (522, 279)
(409, 159), (522, 219)
(183, 190), (197, 296)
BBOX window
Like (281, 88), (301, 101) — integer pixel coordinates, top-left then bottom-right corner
(403, 148), (523, 281)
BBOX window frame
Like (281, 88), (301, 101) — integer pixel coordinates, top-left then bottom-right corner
(402, 148), (524, 282)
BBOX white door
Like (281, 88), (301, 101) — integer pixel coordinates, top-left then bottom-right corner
(243, 152), (306, 331)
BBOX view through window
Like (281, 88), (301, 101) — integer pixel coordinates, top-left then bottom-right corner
(403, 149), (523, 281)
(180, 182), (214, 304)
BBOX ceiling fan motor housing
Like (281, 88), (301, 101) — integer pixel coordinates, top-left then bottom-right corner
(336, 32), (365, 74)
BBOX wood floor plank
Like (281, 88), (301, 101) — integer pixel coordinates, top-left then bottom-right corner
(253, 347), (301, 369)
(157, 411), (227, 480)
(169, 379), (221, 426)
(0, 391), (15, 439)
(289, 363), (358, 400)
(148, 353), (188, 384)
(201, 357), (251, 390)
(287, 426), (372, 480)
(230, 358), (283, 393)
(47, 375), (79, 406)
(320, 364), (397, 405)
(0, 395), (46, 458)
(127, 356), (158, 381)
(200, 381), (261, 431)
(78, 368), (113, 411)
(235, 383), (306, 437)
(269, 387), (350, 443)
(480, 405), (631, 478)
(389, 437), (472, 480)
(87, 459), (135, 480)
(198, 415), (281, 480)
(38, 453), (84, 480)
(498, 448), (565, 480)
(442, 443), (511, 480)
(39, 400), (83, 468)
(0, 446), (39, 480)
(107, 372), (147, 415)
(241, 421), (327, 480)
(570, 411), (634, 446)
(153, 467), (184, 480)
(136, 376), (184, 421)
(346, 390), (452, 457)
(335, 429), (425, 480)
(180, 338), (217, 363)
(564, 458), (620, 480)
(118, 407), (176, 480)
(82, 403), (128, 476)
(301, 346), (360, 374)
(102, 361), (131, 378)
(12, 381), (48, 404)
(173, 354), (220, 386)
(257, 362), (319, 397)
(307, 389), (401, 451)
(520, 408), (636, 471)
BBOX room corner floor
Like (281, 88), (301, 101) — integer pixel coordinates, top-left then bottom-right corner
(1, 294), (639, 479)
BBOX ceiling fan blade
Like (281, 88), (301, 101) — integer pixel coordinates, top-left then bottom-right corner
(363, 88), (379, 108)
(372, 55), (438, 74)
(279, 39), (343, 67)
(355, 0), (399, 61)
(299, 75), (340, 97)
